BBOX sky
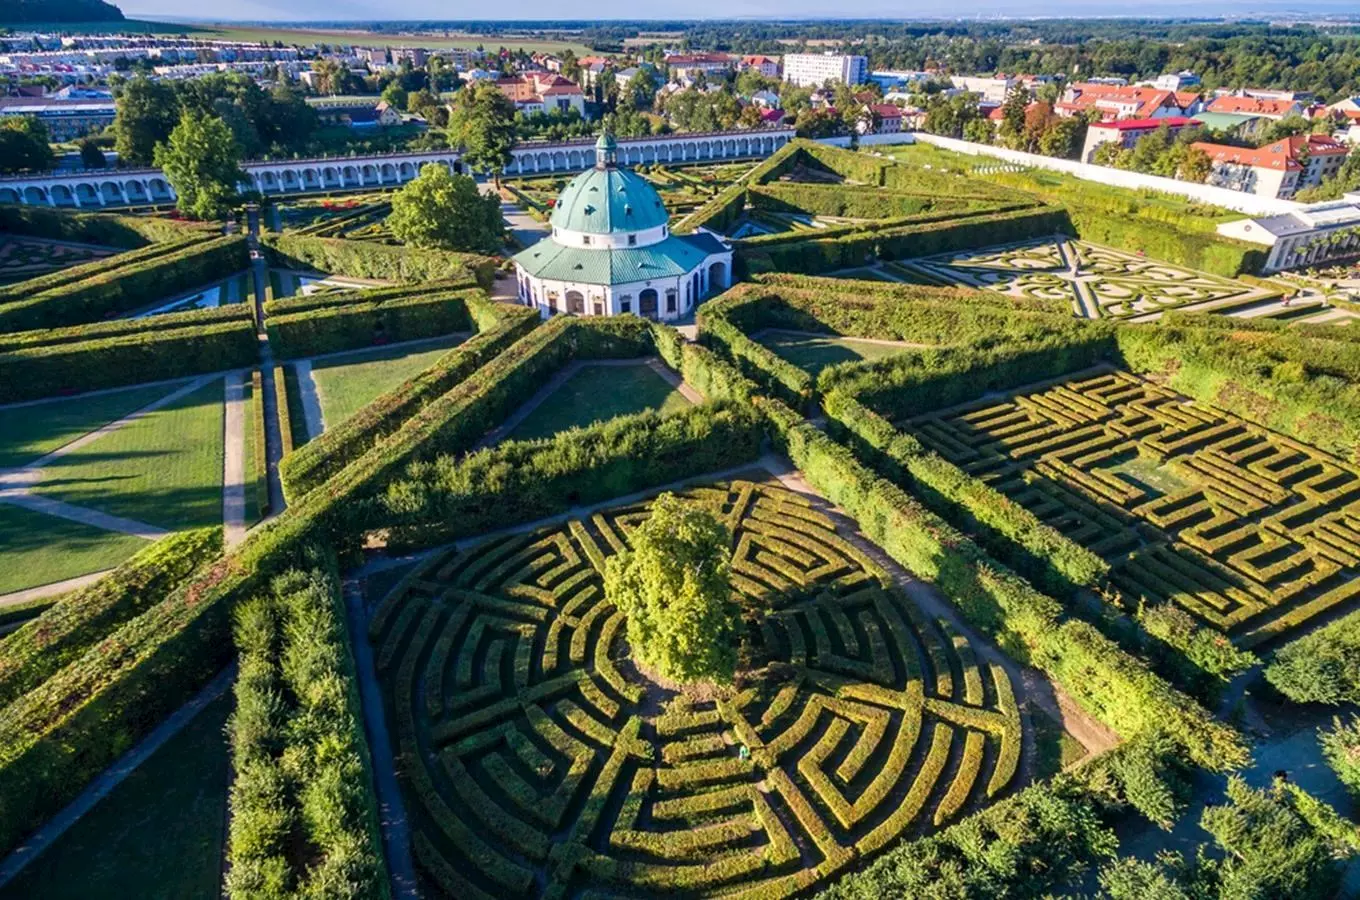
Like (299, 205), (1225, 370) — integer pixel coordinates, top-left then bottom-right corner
(117, 1), (1360, 23)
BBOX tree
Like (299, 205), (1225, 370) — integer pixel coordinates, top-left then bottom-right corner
(113, 75), (179, 166)
(997, 84), (1029, 149)
(1038, 115), (1084, 159)
(387, 163), (503, 254)
(380, 81), (408, 112)
(0, 116), (54, 174)
(1264, 612), (1360, 704)
(1178, 145), (1213, 182)
(962, 117), (994, 144)
(604, 493), (737, 684)
(154, 110), (244, 221)
(445, 81), (517, 184)
(78, 137), (105, 169)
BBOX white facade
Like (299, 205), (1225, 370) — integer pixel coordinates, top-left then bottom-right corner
(782, 53), (868, 88)
(516, 259), (733, 321)
(1217, 195), (1360, 272)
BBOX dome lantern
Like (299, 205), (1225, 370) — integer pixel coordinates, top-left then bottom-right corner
(595, 131), (618, 169)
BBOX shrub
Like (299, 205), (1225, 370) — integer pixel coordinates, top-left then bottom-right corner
(225, 552), (389, 899)
(0, 204), (214, 248)
(0, 302), (250, 352)
(265, 286), (481, 359)
(1319, 715), (1360, 799)
(1264, 607), (1360, 704)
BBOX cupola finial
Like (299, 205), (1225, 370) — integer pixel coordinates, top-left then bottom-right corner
(595, 129), (618, 169)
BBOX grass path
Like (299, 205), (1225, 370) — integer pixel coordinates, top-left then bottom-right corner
(753, 329), (923, 376)
(508, 361), (692, 441)
(0, 503), (147, 596)
(33, 378), (225, 531)
(0, 382), (183, 470)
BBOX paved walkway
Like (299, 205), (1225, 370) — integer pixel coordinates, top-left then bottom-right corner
(342, 580), (418, 900)
(0, 664), (236, 890)
(646, 358), (706, 405)
(0, 491), (167, 540)
(293, 359), (326, 440)
(222, 372), (247, 546)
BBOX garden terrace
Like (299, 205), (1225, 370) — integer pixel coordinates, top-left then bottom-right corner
(367, 479), (1025, 899)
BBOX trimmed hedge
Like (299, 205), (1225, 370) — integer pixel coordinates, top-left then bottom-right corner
(225, 551), (389, 898)
(1065, 203), (1265, 278)
(760, 395), (1248, 771)
(0, 302), (250, 352)
(0, 316), (259, 402)
(0, 528), (222, 710)
(279, 299), (539, 498)
(0, 234), (248, 331)
(378, 401), (764, 549)
(0, 204), (216, 249)
(262, 233), (496, 292)
(265, 287), (482, 359)
(0, 237), (207, 306)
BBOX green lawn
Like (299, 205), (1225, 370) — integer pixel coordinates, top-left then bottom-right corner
(0, 382), (184, 470)
(0, 693), (231, 900)
(243, 373), (265, 526)
(282, 365), (311, 449)
(311, 335), (467, 429)
(34, 378), (225, 531)
(509, 363), (693, 442)
(0, 503), (149, 596)
(756, 330), (916, 376)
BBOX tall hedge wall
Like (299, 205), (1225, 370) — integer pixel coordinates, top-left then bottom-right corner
(265, 287), (481, 359)
(262, 233), (496, 292)
(1065, 204), (1265, 278)
(0, 315), (259, 402)
(378, 401), (764, 549)
(0, 302), (249, 352)
(0, 234), (248, 332)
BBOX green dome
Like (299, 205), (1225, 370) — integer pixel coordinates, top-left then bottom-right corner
(549, 166), (669, 235)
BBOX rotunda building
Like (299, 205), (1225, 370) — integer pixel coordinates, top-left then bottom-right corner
(512, 132), (733, 321)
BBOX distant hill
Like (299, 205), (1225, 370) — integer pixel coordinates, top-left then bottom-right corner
(1, 0), (125, 24)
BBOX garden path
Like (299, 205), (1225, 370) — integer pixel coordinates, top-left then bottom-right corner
(0, 664), (235, 891)
(0, 570), (111, 609)
(293, 359), (326, 440)
(222, 373), (246, 546)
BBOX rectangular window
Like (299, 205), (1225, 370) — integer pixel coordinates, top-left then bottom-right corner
(628, 234), (637, 246)
(621, 297), (632, 313)
(582, 235), (591, 245)
(666, 292), (677, 313)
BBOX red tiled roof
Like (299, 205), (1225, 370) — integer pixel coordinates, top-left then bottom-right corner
(1205, 95), (1299, 117)
(870, 104), (902, 118)
(1191, 133), (1349, 172)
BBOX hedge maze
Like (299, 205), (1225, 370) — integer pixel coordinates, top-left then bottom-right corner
(907, 238), (1267, 320)
(370, 480), (1023, 898)
(909, 369), (1360, 646)
(0, 236), (115, 283)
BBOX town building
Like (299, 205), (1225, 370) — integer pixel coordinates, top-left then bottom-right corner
(1191, 133), (1351, 199)
(1080, 115), (1201, 162)
(1203, 94), (1305, 121)
(308, 97), (403, 129)
(862, 103), (903, 134)
(1057, 83), (1201, 121)
(665, 52), (737, 82)
(0, 96), (114, 140)
(1152, 71), (1201, 91)
(952, 75), (1018, 105)
(740, 55), (780, 78)
(1216, 194), (1360, 271)
(513, 133), (733, 322)
(495, 73), (586, 116)
(782, 53), (868, 88)
(868, 70), (930, 93)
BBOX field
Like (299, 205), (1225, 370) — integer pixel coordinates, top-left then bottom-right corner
(754, 329), (919, 376)
(368, 479), (1025, 898)
(0, 503), (148, 596)
(903, 239), (1269, 320)
(187, 23), (593, 55)
(907, 368), (1360, 646)
(311, 335), (469, 429)
(508, 362), (693, 441)
(33, 378), (226, 532)
(0, 694), (232, 900)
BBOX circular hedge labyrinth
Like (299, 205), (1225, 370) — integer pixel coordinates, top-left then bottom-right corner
(369, 481), (1024, 899)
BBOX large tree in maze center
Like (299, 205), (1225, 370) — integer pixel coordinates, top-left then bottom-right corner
(604, 492), (738, 684)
